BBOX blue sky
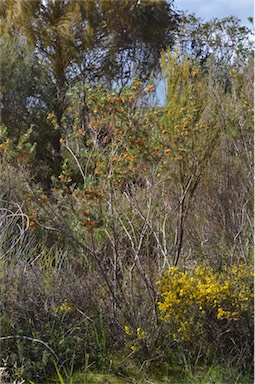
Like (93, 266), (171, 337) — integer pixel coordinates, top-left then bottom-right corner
(155, 0), (254, 105)
(173, 0), (254, 28)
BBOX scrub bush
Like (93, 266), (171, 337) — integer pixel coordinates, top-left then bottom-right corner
(157, 263), (254, 368)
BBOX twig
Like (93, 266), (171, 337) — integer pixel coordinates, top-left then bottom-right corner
(0, 336), (59, 362)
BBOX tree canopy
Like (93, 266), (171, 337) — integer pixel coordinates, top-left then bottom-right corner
(0, 0), (179, 181)
(0, 0), (179, 87)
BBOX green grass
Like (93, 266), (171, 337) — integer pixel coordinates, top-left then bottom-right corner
(48, 362), (254, 384)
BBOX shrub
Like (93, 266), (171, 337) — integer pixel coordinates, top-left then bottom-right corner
(157, 263), (254, 369)
(0, 261), (120, 382)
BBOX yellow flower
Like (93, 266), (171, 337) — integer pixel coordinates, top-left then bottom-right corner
(124, 325), (132, 335)
(230, 69), (237, 76)
(57, 298), (73, 313)
(157, 263), (253, 340)
(137, 327), (145, 340)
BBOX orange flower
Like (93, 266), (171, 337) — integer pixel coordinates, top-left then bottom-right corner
(29, 221), (37, 229)
(95, 168), (101, 175)
(144, 85), (155, 92)
(182, 121), (190, 128)
(0, 141), (9, 153)
(85, 219), (94, 229)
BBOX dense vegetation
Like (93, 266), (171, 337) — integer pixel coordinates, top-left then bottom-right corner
(0, 1), (254, 383)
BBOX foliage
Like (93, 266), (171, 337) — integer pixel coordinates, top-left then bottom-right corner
(0, 0), (179, 85)
(1, 260), (116, 381)
(0, 11), (253, 384)
(157, 263), (254, 366)
(0, 0), (179, 185)
(176, 15), (253, 67)
(0, 35), (61, 186)
(55, 80), (158, 188)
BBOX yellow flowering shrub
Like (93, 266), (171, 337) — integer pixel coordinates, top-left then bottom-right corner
(157, 264), (254, 345)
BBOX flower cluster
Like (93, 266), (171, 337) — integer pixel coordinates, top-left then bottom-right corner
(157, 263), (254, 342)
(124, 325), (147, 352)
(55, 298), (73, 313)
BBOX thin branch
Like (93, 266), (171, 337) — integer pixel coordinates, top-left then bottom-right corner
(0, 336), (59, 362)
(63, 142), (87, 188)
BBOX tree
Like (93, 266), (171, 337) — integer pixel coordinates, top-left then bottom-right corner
(0, 35), (61, 186)
(176, 15), (253, 73)
(0, 0), (179, 169)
